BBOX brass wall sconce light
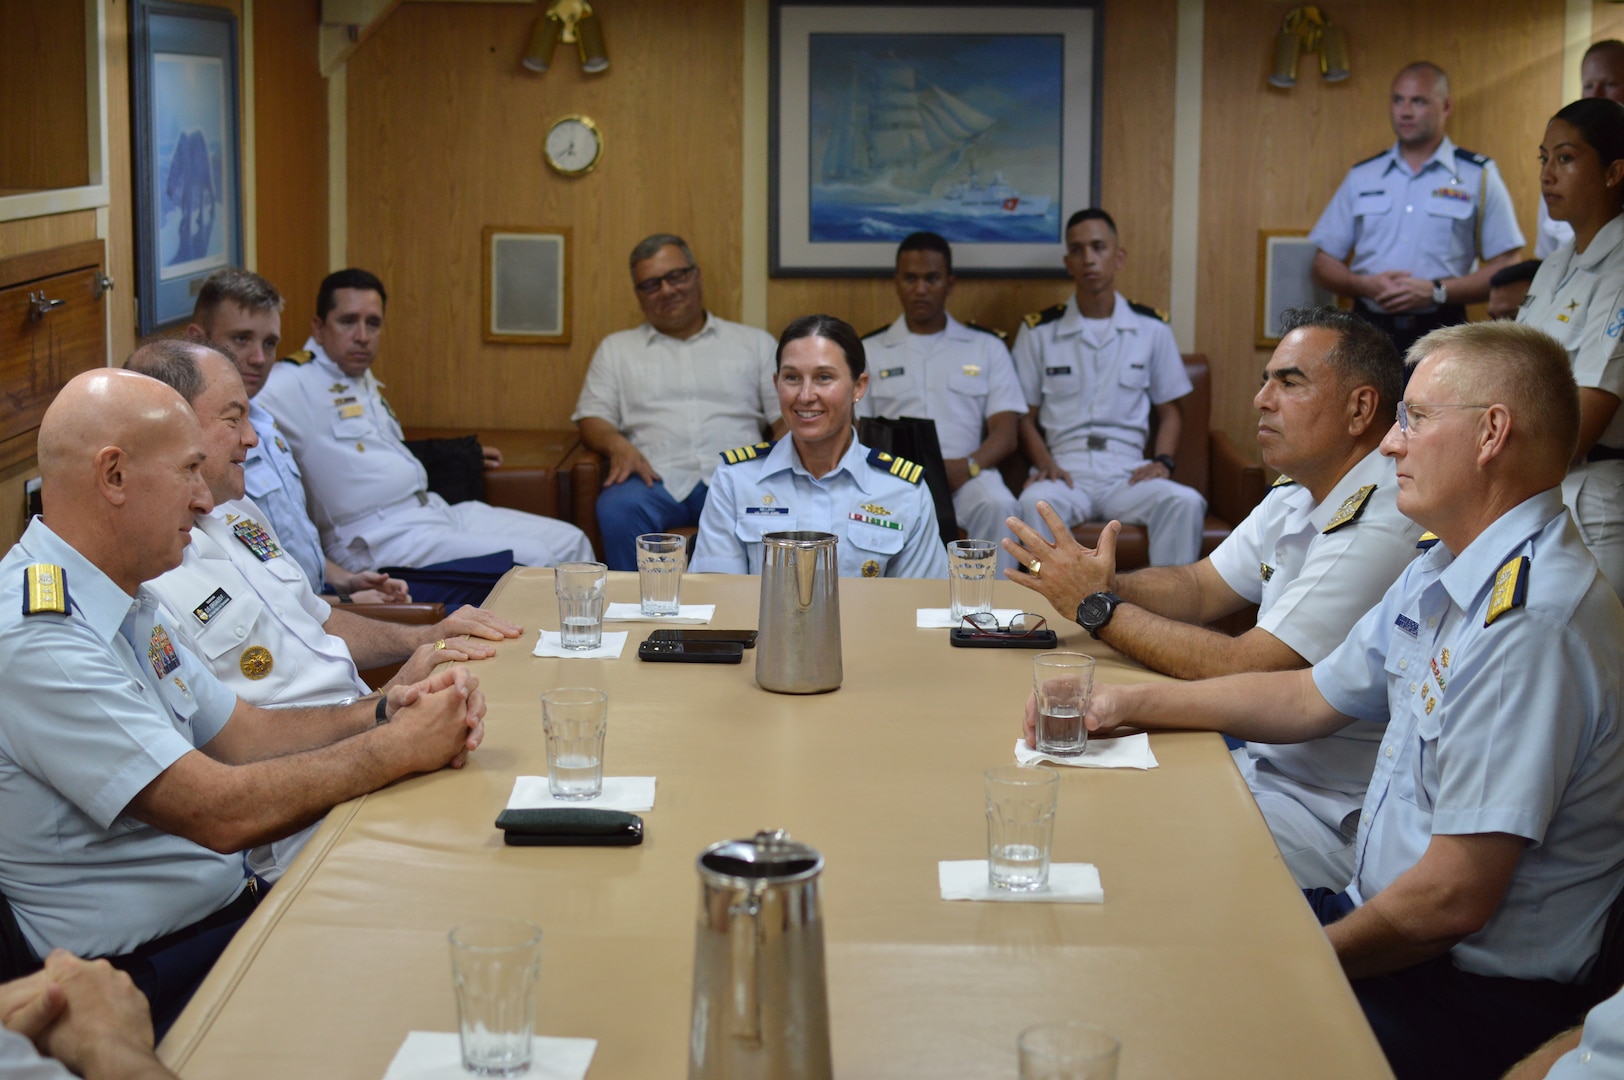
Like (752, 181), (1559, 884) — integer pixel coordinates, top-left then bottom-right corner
(523, 0), (609, 75)
(1268, 6), (1349, 88)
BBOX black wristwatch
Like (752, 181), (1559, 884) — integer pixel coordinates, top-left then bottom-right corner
(1153, 453), (1176, 473)
(1076, 591), (1124, 639)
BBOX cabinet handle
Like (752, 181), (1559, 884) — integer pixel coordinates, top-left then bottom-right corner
(94, 273), (114, 299)
(27, 291), (65, 321)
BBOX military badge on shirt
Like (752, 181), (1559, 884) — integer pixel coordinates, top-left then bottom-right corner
(1259, 562), (1275, 583)
(149, 624), (180, 678)
(232, 519), (283, 561)
(861, 559), (881, 577)
(192, 587), (231, 624)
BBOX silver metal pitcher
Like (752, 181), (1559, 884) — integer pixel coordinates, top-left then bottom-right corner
(755, 531), (842, 694)
(689, 831), (832, 1080)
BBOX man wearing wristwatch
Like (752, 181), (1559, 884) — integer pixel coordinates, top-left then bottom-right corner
(856, 232), (1025, 570)
(1308, 62), (1524, 357)
(1010, 208), (1206, 566)
(1004, 307), (1423, 889)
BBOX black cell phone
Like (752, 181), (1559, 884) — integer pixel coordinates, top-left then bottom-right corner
(637, 638), (746, 663)
(948, 628), (1060, 649)
(647, 628), (758, 648)
(494, 808), (644, 847)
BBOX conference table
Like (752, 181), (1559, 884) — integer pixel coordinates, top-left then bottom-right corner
(159, 569), (1391, 1078)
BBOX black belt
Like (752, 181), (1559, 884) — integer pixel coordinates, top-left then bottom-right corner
(1356, 303), (1466, 332)
(105, 877), (264, 966)
(1589, 444), (1624, 463)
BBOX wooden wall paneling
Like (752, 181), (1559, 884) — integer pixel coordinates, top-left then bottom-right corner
(0, 212), (98, 262)
(1596, 3), (1624, 46)
(106, 0), (138, 364)
(0, 1), (89, 194)
(253, 0), (328, 341)
(765, 0), (1177, 345)
(345, 0), (747, 431)
(1195, 0), (1566, 456)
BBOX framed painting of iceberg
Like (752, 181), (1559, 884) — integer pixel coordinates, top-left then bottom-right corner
(771, 1), (1100, 276)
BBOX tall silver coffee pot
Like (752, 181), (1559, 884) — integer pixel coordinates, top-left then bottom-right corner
(688, 831), (832, 1080)
(755, 531), (842, 694)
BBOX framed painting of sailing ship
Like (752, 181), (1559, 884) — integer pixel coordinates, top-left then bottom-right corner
(771, 1), (1101, 276)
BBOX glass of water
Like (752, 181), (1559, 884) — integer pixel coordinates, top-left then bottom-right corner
(448, 919), (542, 1077)
(947, 538), (998, 621)
(985, 765), (1058, 892)
(1033, 652), (1096, 757)
(554, 561), (608, 650)
(1018, 1022), (1120, 1079)
(541, 687), (607, 800)
(635, 533), (686, 616)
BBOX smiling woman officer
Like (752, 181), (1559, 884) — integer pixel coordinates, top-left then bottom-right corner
(689, 314), (949, 579)
(1517, 97), (1624, 599)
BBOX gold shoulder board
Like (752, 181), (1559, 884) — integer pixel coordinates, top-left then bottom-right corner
(1484, 555), (1529, 627)
(1322, 484), (1377, 534)
(720, 442), (772, 465)
(1271, 474), (1296, 489)
(23, 563), (67, 615)
(279, 350), (315, 365)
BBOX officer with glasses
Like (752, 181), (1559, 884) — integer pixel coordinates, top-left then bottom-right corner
(573, 234), (787, 570)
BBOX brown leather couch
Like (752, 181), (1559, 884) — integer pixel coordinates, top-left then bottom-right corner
(1000, 355), (1265, 570)
(347, 601), (447, 689)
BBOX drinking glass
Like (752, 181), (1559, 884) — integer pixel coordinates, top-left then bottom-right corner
(1033, 653), (1096, 756)
(984, 765), (1058, 891)
(554, 561), (608, 650)
(1018, 1022), (1120, 1079)
(636, 533), (686, 616)
(947, 539), (998, 621)
(541, 687), (608, 800)
(449, 919), (543, 1076)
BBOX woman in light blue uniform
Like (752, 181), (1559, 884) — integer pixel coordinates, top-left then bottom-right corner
(1517, 98), (1624, 599)
(690, 314), (948, 579)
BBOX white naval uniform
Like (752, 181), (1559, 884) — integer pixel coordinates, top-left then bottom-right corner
(1207, 449), (1424, 889)
(1011, 294), (1205, 566)
(1516, 213), (1624, 601)
(689, 435), (949, 579)
(148, 497), (369, 880)
(256, 340), (592, 573)
(856, 314), (1025, 570)
(1537, 197), (1576, 260)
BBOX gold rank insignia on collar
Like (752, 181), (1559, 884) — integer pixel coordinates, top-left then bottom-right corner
(866, 448), (924, 484)
(1271, 474), (1297, 488)
(720, 442), (773, 465)
(22, 564), (67, 615)
(1485, 554), (1529, 627)
(1322, 484), (1376, 534)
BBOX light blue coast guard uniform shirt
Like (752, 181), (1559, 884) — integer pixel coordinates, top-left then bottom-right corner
(1313, 489), (1624, 982)
(243, 398), (326, 589)
(690, 434), (948, 579)
(0, 1026), (77, 1078)
(1308, 136), (1525, 315)
(1549, 984), (1624, 1078)
(0, 519), (245, 958)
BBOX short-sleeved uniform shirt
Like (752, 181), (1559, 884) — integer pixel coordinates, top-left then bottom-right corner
(148, 498), (367, 707)
(1313, 489), (1624, 981)
(571, 313), (780, 501)
(0, 520), (244, 957)
(690, 435), (948, 579)
(1517, 213), (1624, 451)
(1308, 137), (1525, 314)
(1209, 449), (1424, 828)
(242, 399), (326, 589)
(1009, 294), (1191, 463)
(855, 315), (1026, 458)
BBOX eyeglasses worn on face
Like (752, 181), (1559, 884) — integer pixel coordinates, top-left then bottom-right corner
(633, 265), (697, 296)
(1395, 400), (1489, 435)
(960, 612), (1049, 638)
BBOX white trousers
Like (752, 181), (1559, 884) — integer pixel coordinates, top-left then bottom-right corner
(953, 470), (1023, 573)
(328, 495), (594, 572)
(1018, 447), (1205, 566)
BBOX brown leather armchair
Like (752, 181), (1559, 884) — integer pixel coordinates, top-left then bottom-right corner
(345, 601), (446, 690)
(1001, 356), (1265, 571)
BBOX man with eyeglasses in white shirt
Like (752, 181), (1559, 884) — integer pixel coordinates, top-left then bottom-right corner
(573, 234), (787, 569)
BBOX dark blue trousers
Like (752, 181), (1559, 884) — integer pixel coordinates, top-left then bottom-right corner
(1304, 888), (1594, 1080)
(596, 478), (708, 570)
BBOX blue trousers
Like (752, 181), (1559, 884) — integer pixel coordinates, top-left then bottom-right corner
(1304, 888), (1594, 1080)
(597, 479), (709, 570)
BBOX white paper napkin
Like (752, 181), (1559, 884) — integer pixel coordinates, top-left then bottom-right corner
(532, 631), (628, 659)
(507, 775), (656, 812)
(1013, 735), (1158, 770)
(938, 860), (1104, 903)
(916, 607), (1024, 629)
(604, 602), (716, 624)
(382, 1031), (595, 1080)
